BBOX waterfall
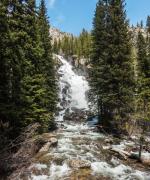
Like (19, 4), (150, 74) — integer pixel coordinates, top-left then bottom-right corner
(56, 55), (89, 122)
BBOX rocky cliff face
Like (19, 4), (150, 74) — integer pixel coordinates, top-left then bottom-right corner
(129, 27), (148, 44)
(49, 27), (72, 44)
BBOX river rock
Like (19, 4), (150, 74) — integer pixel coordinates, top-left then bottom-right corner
(29, 164), (48, 176)
(50, 137), (58, 147)
(41, 133), (57, 142)
(141, 158), (150, 166)
(105, 138), (113, 144)
(34, 153), (53, 165)
(69, 160), (91, 169)
(64, 109), (87, 122)
(39, 142), (51, 153)
(38, 136), (58, 153)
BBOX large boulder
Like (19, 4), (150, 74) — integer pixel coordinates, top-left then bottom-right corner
(40, 133), (57, 143)
(50, 137), (58, 147)
(39, 142), (52, 153)
(38, 134), (58, 154)
(64, 108), (87, 122)
(39, 137), (58, 153)
(141, 158), (150, 166)
(69, 160), (91, 169)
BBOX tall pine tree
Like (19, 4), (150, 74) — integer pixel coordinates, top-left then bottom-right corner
(90, 0), (135, 130)
(38, 0), (57, 130)
(136, 29), (150, 125)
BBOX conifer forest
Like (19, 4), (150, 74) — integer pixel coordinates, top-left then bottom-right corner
(0, 0), (150, 179)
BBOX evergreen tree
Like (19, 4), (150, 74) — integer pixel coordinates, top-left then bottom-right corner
(56, 30), (91, 59)
(0, 0), (11, 130)
(146, 16), (150, 33)
(38, 0), (57, 130)
(90, 0), (135, 129)
(0, 0), (57, 134)
(19, 0), (46, 130)
(137, 31), (149, 77)
(137, 30), (150, 124)
(90, 0), (111, 123)
(53, 39), (59, 54)
(0, 0), (28, 132)
(108, 0), (135, 125)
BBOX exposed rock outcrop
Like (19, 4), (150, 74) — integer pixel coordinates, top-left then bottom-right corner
(50, 27), (72, 44)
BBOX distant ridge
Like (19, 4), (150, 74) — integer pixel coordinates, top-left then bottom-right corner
(50, 26), (148, 45)
(49, 27), (72, 43)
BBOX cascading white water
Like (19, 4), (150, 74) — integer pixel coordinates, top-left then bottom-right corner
(57, 55), (89, 110)
(30, 56), (150, 180)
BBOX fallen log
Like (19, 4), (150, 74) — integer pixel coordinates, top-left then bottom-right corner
(110, 147), (131, 160)
(109, 147), (150, 166)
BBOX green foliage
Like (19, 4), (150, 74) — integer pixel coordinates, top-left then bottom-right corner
(53, 29), (92, 60)
(136, 25), (150, 126)
(146, 16), (150, 33)
(89, 0), (135, 128)
(0, 0), (57, 137)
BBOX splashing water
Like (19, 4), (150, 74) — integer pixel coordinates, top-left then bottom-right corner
(57, 55), (89, 110)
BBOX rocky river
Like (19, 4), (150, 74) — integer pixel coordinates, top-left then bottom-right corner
(25, 55), (150, 180)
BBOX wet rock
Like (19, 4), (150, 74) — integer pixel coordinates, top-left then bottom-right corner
(141, 158), (150, 166)
(70, 169), (92, 180)
(70, 169), (111, 180)
(53, 156), (66, 165)
(60, 100), (69, 108)
(62, 85), (69, 95)
(34, 153), (53, 165)
(50, 137), (58, 147)
(110, 157), (120, 166)
(129, 153), (139, 160)
(19, 171), (32, 180)
(29, 164), (48, 176)
(38, 135), (58, 153)
(39, 142), (52, 153)
(56, 106), (64, 112)
(64, 109), (87, 122)
(40, 133), (57, 143)
(105, 138), (113, 144)
(71, 107), (80, 112)
(69, 160), (91, 169)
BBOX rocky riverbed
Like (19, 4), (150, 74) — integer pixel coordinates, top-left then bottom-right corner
(18, 121), (149, 180)
(14, 55), (150, 180)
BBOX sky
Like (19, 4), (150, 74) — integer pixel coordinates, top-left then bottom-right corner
(36, 0), (150, 35)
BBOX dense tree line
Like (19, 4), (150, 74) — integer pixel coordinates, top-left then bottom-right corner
(53, 29), (91, 59)
(89, 0), (149, 132)
(0, 0), (57, 140)
(0, 0), (149, 145)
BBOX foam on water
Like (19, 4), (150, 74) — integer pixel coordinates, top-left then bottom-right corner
(30, 164), (47, 170)
(31, 175), (48, 180)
